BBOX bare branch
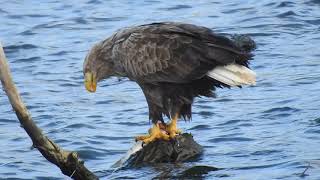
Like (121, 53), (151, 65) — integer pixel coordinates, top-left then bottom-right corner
(0, 42), (98, 180)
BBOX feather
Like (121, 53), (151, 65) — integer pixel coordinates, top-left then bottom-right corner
(91, 22), (257, 122)
(207, 64), (256, 86)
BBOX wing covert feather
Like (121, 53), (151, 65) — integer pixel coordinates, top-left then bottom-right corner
(111, 22), (251, 83)
(113, 32), (202, 83)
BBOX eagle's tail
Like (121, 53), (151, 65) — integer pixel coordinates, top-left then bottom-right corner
(206, 64), (256, 87)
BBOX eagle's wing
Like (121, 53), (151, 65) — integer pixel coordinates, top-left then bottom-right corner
(112, 23), (251, 83)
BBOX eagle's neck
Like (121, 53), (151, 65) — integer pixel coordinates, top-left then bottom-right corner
(112, 59), (127, 77)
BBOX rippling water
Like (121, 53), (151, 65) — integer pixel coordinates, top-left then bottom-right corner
(1, 0), (320, 179)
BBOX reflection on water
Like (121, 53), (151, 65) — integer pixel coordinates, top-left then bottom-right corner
(1, 0), (320, 179)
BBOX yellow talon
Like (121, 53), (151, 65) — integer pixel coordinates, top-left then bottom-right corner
(135, 123), (170, 144)
(166, 114), (182, 139)
(135, 115), (182, 144)
(135, 134), (151, 142)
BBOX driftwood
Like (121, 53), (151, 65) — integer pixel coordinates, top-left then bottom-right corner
(132, 133), (203, 165)
(0, 43), (98, 180)
(113, 133), (203, 168)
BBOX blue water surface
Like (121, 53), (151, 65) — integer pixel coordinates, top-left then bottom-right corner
(1, 0), (320, 179)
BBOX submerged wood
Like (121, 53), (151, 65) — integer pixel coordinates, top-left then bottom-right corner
(131, 133), (203, 165)
(0, 43), (98, 180)
(113, 133), (203, 168)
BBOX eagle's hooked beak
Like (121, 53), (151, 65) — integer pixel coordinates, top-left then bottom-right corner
(84, 72), (97, 93)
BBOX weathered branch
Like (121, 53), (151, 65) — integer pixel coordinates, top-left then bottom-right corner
(0, 42), (98, 180)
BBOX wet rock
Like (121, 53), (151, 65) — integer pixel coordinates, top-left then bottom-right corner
(113, 133), (203, 168)
(131, 133), (202, 165)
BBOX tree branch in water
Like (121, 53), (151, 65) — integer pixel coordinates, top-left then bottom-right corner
(0, 42), (98, 180)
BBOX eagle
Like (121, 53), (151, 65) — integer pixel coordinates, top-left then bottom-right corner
(83, 22), (256, 144)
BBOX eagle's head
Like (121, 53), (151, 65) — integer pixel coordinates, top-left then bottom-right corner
(83, 41), (114, 93)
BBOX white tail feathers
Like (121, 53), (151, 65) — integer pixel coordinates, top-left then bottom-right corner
(207, 64), (256, 86)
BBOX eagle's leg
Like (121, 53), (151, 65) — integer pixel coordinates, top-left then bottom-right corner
(166, 114), (182, 139)
(135, 122), (170, 144)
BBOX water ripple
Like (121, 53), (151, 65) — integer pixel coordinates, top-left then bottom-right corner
(277, 1), (296, 8)
(65, 123), (95, 129)
(12, 57), (40, 63)
(188, 124), (211, 130)
(159, 5), (192, 11)
(276, 11), (298, 18)
(232, 161), (290, 170)
(77, 147), (110, 160)
(4, 44), (38, 52)
(263, 107), (300, 114)
(209, 137), (254, 143)
(89, 17), (128, 22)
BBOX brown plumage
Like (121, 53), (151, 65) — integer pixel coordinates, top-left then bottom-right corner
(83, 22), (256, 124)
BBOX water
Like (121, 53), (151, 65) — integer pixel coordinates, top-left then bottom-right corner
(0, 0), (320, 179)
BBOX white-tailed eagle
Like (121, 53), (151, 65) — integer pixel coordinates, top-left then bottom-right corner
(83, 22), (256, 144)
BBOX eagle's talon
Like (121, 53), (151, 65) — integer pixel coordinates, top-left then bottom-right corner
(135, 123), (170, 144)
(169, 131), (181, 139)
(166, 114), (182, 139)
(135, 134), (151, 142)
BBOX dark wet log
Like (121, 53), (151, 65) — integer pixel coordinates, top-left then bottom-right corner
(0, 43), (98, 180)
(128, 133), (203, 166)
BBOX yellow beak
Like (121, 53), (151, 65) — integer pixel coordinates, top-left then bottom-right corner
(84, 72), (97, 93)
